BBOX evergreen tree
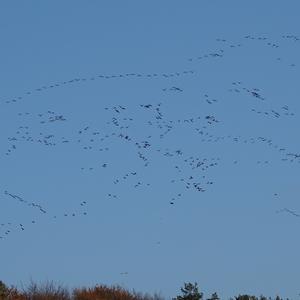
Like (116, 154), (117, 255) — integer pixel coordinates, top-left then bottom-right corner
(207, 292), (220, 300)
(259, 295), (268, 300)
(174, 282), (203, 300)
(235, 294), (258, 300)
(0, 281), (8, 300)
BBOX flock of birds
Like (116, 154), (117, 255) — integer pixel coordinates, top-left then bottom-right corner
(1, 33), (300, 241)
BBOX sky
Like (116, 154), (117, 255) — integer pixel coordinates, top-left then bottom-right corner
(0, 1), (300, 299)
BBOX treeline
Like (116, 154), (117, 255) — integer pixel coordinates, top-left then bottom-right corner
(0, 280), (292, 300)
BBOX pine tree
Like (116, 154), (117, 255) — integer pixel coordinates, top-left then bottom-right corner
(0, 281), (8, 300)
(235, 294), (258, 300)
(174, 282), (203, 300)
(208, 292), (220, 300)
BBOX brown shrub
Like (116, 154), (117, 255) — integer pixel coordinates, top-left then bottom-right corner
(73, 285), (138, 300)
(21, 280), (70, 300)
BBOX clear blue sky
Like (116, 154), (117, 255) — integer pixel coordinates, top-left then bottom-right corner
(1, 1), (300, 299)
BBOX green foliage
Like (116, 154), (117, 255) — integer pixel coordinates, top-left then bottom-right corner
(173, 282), (203, 300)
(207, 292), (219, 300)
(235, 294), (258, 300)
(0, 280), (8, 300)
